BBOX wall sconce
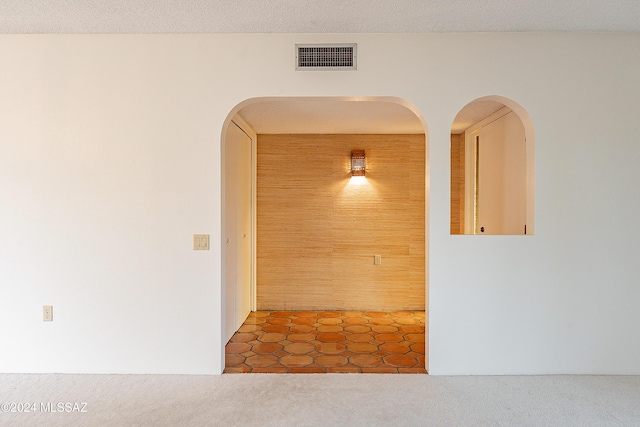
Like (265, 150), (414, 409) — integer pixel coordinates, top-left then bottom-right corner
(351, 150), (366, 176)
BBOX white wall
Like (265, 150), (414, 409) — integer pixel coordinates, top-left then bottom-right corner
(1, 33), (639, 375)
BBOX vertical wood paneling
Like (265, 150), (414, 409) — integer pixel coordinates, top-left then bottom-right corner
(450, 133), (465, 234)
(257, 134), (425, 311)
(459, 132), (466, 233)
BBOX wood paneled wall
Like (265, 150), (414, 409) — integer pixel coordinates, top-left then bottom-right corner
(256, 134), (425, 311)
(450, 133), (465, 234)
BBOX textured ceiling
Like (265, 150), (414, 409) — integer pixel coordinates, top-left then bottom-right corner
(1, 0), (639, 33)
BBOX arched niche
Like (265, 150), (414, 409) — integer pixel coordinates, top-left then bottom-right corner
(450, 96), (535, 235)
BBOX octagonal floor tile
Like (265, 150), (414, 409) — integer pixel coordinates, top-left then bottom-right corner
(224, 310), (425, 374)
(294, 311), (317, 317)
(411, 342), (425, 354)
(318, 311), (341, 317)
(280, 355), (314, 367)
(370, 318), (394, 325)
(226, 342), (251, 354)
(345, 325), (371, 333)
(284, 343), (315, 354)
(315, 354), (348, 368)
(317, 333), (344, 342)
(399, 325), (424, 333)
(225, 353), (245, 367)
(347, 343), (378, 353)
(343, 311), (365, 317)
(258, 333), (286, 343)
(390, 311), (413, 317)
(266, 317), (291, 325)
(405, 333), (425, 342)
(396, 317), (419, 325)
(271, 311), (293, 317)
(262, 325), (290, 333)
(375, 333), (403, 343)
(315, 343), (346, 354)
(384, 354), (416, 368)
(317, 325), (343, 333)
(318, 317), (342, 325)
(230, 333), (256, 343)
(292, 317), (316, 325)
(345, 333), (373, 343)
(380, 343), (410, 354)
(288, 333), (316, 342)
(290, 325), (315, 333)
(245, 354), (278, 368)
(371, 325), (398, 333)
(344, 317), (367, 324)
(365, 312), (389, 317)
(349, 354), (382, 368)
(252, 343), (283, 354)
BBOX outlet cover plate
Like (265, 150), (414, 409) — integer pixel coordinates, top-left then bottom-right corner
(193, 234), (210, 250)
(43, 305), (53, 322)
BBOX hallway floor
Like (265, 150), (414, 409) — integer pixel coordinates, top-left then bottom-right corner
(224, 311), (426, 373)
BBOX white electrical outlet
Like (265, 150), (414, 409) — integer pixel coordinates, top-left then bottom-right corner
(374, 255), (382, 265)
(43, 305), (53, 322)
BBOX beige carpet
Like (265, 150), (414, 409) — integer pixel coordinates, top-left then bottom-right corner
(1, 374), (639, 426)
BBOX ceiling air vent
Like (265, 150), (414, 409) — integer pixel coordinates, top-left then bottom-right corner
(296, 43), (357, 71)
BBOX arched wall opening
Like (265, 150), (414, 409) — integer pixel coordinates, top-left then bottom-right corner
(450, 95), (535, 235)
(220, 96), (430, 373)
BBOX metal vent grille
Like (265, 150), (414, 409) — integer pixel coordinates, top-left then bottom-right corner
(296, 44), (357, 70)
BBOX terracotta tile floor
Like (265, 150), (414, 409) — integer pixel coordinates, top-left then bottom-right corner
(224, 311), (426, 374)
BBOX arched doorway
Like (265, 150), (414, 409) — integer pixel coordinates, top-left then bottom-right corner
(221, 97), (430, 373)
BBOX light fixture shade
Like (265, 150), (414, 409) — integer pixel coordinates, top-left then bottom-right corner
(351, 150), (366, 176)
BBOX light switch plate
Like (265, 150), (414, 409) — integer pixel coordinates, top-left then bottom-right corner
(193, 234), (210, 250)
(374, 255), (382, 265)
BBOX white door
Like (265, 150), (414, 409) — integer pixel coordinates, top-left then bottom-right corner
(224, 122), (253, 343)
(235, 125), (252, 329)
(477, 111), (526, 234)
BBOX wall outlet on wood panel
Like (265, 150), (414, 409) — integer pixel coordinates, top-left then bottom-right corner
(374, 255), (382, 265)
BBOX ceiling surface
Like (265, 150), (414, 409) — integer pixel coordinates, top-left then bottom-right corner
(1, 0), (639, 33)
(237, 98), (505, 135)
(238, 99), (425, 135)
